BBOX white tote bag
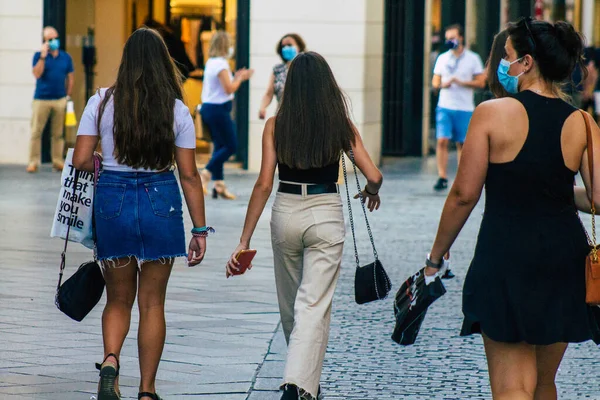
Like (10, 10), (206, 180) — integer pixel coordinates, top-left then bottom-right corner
(50, 148), (96, 249)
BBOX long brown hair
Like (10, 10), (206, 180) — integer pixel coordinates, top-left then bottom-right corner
(97, 27), (183, 170)
(274, 51), (355, 169)
(486, 29), (510, 98)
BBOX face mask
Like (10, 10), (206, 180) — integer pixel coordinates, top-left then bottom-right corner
(281, 46), (298, 62)
(497, 57), (524, 94)
(48, 38), (60, 51)
(445, 39), (459, 50)
(228, 46), (234, 59)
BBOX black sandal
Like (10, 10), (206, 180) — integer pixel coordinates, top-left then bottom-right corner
(96, 353), (121, 400)
(138, 392), (162, 400)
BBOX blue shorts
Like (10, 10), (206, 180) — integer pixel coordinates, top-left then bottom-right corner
(435, 107), (473, 143)
(94, 170), (186, 264)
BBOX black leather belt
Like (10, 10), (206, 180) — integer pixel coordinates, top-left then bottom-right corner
(278, 182), (339, 195)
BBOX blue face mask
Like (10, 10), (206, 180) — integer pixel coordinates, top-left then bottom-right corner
(281, 46), (298, 62)
(445, 39), (459, 50)
(48, 38), (60, 51)
(497, 57), (524, 94)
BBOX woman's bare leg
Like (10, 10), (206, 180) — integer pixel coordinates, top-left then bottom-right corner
(137, 259), (173, 395)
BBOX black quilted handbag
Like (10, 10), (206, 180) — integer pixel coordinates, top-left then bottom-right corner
(55, 162), (105, 322)
(342, 150), (392, 304)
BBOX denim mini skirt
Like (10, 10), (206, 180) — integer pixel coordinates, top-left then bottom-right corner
(94, 170), (186, 265)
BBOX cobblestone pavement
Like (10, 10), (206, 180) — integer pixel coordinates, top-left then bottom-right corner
(1, 156), (600, 400)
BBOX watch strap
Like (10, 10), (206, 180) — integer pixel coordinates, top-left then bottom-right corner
(425, 255), (442, 269)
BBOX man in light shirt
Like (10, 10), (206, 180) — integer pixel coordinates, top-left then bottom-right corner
(432, 24), (485, 191)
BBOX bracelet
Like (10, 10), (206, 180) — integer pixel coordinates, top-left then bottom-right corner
(425, 254), (442, 269)
(191, 226), (215, 235)
(364, 185), (378, 196)
(192, 232), (209, 238)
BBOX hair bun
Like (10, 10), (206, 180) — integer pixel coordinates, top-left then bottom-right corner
(554, 21), (584, 59)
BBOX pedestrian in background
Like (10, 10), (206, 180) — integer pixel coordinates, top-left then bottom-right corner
(227, 52), (382, 400)
(73, 27), (207, 400)
(199, 31), (253, 199)
(425, 18), (600, 400)
(27, 26), (74, 173)
(258, 33), (306, 119)
(142, 18), (196, 81)
(432, 24), (485, 191)
(580, 47), (598, 114)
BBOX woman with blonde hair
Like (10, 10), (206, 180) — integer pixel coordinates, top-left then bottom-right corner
(199, 31), (253, 199)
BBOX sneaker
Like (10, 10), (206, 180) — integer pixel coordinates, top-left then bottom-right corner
(433, 177), (448, 191)
(281, 384), (322, 400)
(281, 384), (299, 400)
(442, 269), (456, 279)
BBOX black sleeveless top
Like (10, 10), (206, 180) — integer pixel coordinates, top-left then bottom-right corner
(484, 90), (578, 216)
(278, 162), (339, 184)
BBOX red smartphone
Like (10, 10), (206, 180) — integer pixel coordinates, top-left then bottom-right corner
(233, 249), (257, 276)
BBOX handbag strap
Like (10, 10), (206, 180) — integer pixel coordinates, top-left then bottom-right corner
(581, 110), (598, 260)
(56, 156), (100, 292)
(341, 148), (379, 269)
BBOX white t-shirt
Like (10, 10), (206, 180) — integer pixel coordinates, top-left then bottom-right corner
(77, 88), (196, 172)
(202, 57), (234, 104)
(433, 49), (484, 111)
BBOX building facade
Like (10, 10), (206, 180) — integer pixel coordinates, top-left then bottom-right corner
(0, 0), (595, 168)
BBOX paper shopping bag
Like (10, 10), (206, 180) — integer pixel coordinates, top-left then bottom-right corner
(50, 149), (95, 249)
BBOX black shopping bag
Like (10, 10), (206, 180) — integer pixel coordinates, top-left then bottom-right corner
(392, 268), (446, 345)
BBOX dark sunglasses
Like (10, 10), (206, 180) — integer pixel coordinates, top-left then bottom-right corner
(517, 16), (537, 56)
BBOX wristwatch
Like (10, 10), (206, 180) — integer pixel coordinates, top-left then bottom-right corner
(425, 254), (443, 269)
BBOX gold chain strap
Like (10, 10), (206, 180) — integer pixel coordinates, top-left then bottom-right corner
(591, 201), (597, 262)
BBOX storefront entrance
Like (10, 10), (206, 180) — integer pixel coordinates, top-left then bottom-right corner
(43, 0), (249, 166)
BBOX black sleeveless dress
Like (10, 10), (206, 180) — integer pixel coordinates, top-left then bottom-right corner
(461, 91), (600, 345)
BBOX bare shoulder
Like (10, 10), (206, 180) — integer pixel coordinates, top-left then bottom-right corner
(562, 107), (590, 142)
(478, 96), (522, 111)
(473, 97), (523, 121)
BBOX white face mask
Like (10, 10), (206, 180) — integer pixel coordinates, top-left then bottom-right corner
(228, 46), (235, 59)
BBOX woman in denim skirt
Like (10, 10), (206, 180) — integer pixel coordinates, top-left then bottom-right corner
(73, 28), (207, 400)
(227, 52), (383, 400)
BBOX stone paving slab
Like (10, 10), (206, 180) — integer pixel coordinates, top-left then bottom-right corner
(2, 158), (600, 399)
(0, 164), (281, 399)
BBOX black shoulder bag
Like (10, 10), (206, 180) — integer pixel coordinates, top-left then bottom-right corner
(55, 158), (105, 322)
(342, 149), (392, 304)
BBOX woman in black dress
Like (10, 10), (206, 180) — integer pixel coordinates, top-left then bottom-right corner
(425, 18), (600, 400)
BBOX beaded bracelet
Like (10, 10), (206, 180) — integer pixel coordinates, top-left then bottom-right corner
(191, 226), (215, 237)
